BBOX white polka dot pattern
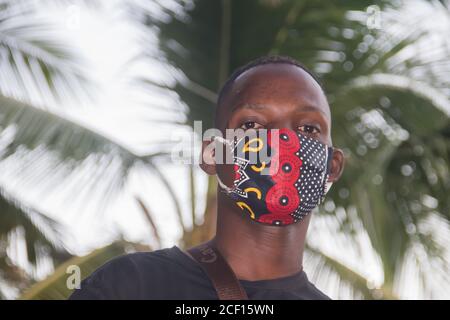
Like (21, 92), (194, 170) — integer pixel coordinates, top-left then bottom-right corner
(292, 133), (331, 221)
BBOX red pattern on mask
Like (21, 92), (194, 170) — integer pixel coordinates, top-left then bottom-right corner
(265, 183), (300, 214)
(258, 212), (294, 225)
(256, 130), (303, 225)
(234, 164), (240, 181)
(269, 152), (302, 184)
(278, 128), (300, 153)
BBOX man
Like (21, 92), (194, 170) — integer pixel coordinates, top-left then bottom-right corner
(69, 55), (345, 300)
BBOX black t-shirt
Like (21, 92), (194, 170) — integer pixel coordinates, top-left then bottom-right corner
(69, 245), (331, 300)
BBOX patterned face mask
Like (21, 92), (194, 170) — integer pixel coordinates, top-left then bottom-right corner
(215, 128), (333, 226)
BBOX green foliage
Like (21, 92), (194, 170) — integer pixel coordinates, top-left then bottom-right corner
(19, 241), (142, 300)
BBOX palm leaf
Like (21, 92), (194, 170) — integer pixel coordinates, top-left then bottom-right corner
(0, 0), (91, 106)
(0, 94), (169, 298)
(305, 244), (399, 300)
(19, 241), (150, 300)
(0, 95), (167, 216)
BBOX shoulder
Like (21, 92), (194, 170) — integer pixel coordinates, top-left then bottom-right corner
(69, 247), (182, 300)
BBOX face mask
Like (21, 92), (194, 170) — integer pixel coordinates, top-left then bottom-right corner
(215, 128), (333, 226)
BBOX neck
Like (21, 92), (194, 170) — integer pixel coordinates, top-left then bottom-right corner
(211, 192), (310, 281)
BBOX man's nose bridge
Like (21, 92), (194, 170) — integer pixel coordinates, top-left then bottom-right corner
(269, 117), (296, 131)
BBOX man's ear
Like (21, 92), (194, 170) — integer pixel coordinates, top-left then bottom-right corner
(328, 147), (345, 182)
(199, 139), (217, 175)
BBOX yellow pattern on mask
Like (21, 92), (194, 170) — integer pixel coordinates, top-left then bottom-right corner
(251, 161), (266, 172)
(236, 201), (256, 219)
(243, 138), (263, 153)
(244, 187), (262, 199)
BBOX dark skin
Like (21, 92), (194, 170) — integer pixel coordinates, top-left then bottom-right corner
(189, 63), (345, 281)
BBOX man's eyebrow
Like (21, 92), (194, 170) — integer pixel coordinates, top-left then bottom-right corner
(232, 103), (330, 118)
(231, 103), (267, 112)
(297, 105), (330, 119)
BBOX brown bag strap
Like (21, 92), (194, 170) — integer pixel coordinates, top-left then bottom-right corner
(186, 241), (249, 300)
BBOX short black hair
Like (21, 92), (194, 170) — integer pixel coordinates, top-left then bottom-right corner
(217, 55), (323, 108)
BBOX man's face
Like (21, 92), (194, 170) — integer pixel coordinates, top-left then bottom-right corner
(201, 62), (344, 199)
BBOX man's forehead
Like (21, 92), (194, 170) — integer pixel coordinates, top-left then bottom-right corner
(222, 63), (330, 120)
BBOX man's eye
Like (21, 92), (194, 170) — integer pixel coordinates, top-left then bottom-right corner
(298, 125), (320, 134)
(240, 121), (263, 130)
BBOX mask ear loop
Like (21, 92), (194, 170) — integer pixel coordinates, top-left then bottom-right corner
(324, 181), (333, 194)
(318, 146), (334, 204)
(324, 146), (334, 195)
(213, 136), (236, 195)
(216, 174), (234, 194)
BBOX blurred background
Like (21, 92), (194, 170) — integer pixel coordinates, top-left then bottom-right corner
(0, 0), (449, 300)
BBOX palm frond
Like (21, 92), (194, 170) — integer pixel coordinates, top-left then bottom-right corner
(19, 241), (150, 300)
(305, 244), (398, 299)
(0, 0), (92, 107)
(0, 95), (168, 213)
(0, 184), (67, 298)
(0, 94), (168, 293)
